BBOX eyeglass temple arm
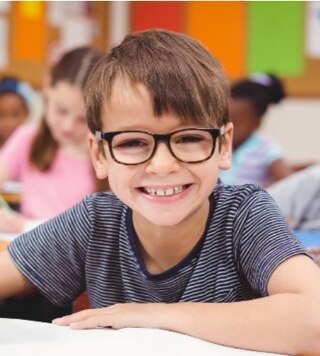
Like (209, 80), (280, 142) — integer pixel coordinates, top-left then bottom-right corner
(96, 131), (103, 140)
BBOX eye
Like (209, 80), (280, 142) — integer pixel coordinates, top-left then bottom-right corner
(114, 139), (149, 149)
(175, 134), (204, 144)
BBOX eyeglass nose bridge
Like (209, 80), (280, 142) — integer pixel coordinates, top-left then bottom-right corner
(149, 132), (178, 161)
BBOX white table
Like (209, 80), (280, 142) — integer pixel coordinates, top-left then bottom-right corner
(0, 318), (281, 356)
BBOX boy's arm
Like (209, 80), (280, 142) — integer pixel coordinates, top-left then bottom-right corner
(54, 254), (320, 355)
(163, 254), (320, 354)
(0, 250), (36, 300)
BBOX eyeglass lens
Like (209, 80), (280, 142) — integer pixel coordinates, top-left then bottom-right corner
(110, 130), (215, 164)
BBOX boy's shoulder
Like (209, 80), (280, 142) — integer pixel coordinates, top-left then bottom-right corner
(215, 181), (265, 197)
(72, 191), (128, 229)
(214, 181), (270, 211)
(84, 191), (125, 209)
(82, 191), (128, 218)
(212, 182), (284, 238)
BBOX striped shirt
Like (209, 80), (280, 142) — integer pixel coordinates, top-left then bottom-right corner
(8, 184), (305, 307)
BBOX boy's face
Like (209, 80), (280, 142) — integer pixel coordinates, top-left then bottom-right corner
(89, 81), (233, 228)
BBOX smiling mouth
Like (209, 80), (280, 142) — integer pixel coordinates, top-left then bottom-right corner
(139, 184), (191, 197)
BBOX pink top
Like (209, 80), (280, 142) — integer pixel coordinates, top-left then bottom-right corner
(0, 123), (95, 219)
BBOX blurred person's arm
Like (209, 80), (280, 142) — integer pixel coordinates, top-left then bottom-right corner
(0, 161), (26, 233)
(0, 124), (38, 233)
(268, 164), (320, 229)
(268, 158), (292, 185)
(0, 160), (11, 188)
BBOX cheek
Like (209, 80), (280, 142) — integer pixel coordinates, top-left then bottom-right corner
(45, 103), (67, 127)
(45, 108), (58, 128)
(107, 165), (137, 196)
(75, 124), (89, 139)
(190, 162), (220, 189)
(109, 167), (129, 186)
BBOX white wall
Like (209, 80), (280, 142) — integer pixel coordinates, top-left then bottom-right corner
(259, 98), (320, 165)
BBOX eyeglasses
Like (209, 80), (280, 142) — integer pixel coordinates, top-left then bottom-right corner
(96, 127), (225, 166)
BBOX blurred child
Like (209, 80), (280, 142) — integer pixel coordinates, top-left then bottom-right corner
(267, 164), (320, 230)
(1, 30), (320, 354)
(0, 76), (33, 148)
(0, 47), (103, 233)
(220, 74), (291, 186)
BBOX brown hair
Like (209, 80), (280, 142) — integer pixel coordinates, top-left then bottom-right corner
(30, 47), (103, 172)
(85, 29), (230, 136)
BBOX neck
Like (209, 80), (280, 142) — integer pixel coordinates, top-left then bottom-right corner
(60, 141), (88, 158)
(133, 200), (210, 274)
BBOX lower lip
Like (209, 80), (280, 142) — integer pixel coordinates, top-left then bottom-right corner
(138, 185), (193, 204)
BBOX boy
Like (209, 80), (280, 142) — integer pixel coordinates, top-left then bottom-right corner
(1, 30), (320, 354)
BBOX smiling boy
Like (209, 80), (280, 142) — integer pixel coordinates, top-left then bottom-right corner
(1, 30), (320, 355)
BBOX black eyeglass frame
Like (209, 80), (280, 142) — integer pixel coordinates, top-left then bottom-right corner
(95, 127), (225, 166)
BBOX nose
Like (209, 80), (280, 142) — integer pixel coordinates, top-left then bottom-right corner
(145, 142), (180, 176)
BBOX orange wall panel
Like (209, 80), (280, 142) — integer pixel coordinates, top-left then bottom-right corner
(186, 2), (245, 79)
(12, 2), (46, 62)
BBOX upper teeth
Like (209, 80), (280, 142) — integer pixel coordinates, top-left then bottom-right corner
(144, 186), (184, 196)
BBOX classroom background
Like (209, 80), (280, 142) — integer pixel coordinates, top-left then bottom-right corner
(0, 1), (319, 165)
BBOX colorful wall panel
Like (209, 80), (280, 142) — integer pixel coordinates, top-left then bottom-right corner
(12, 2), (46, 61)
(130, 1), (308, 86)
(131, 2), (184, 33)
(186, 2), (246, 79)
(248, 2), (304, 76)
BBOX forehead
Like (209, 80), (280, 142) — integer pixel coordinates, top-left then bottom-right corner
(104, 80), (152, 121)
(108, 79), (151, 108)
(101, 80), (187, 132)
(101, 79), (205, 131)
(49, 81), (84, 105)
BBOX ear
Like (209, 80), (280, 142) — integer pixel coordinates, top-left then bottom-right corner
(218, 122), (233, 170)
(88, 132), (109, 179)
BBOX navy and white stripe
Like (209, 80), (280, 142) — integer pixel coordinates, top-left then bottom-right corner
(9, 184), (306, 307)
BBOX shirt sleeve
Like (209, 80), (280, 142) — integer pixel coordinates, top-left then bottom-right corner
(261, 139), (284, 166)
(233, 189), (307, 297)
(0, 124), (36, 180)
(8, 196), (92, 306)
